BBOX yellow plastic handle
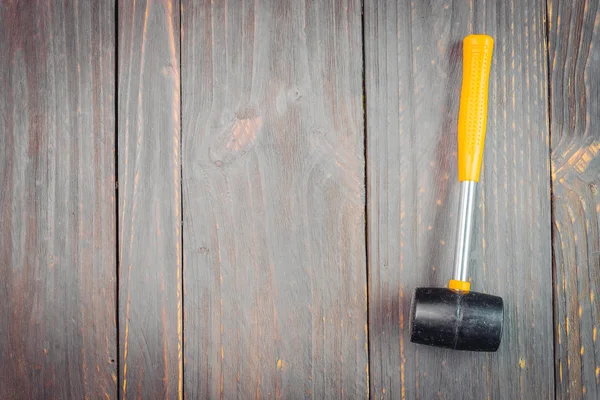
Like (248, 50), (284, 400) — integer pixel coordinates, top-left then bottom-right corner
(457, 35), (494, 182)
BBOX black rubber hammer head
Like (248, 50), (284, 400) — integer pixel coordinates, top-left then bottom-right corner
(410, 287), (503, 352)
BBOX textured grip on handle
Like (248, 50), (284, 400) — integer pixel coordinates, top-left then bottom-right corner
(458, 35), (494, 182)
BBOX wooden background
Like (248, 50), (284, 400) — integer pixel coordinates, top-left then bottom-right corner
(0, 0), (598, 399)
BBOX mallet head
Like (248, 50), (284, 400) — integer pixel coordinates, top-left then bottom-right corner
(409, 287), (503, 352)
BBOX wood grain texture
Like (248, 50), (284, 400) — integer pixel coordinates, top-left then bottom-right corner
(365, 1), (554, 398)
(548, 0), (600, 398)
(118, 0), (182, 398)
(0, 0), (117, 398)
(181, 0), (368, 398)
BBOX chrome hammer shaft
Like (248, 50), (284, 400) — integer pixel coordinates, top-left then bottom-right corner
(452, 180), (477, 283)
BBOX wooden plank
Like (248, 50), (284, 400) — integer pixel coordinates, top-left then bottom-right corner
(0, 0), (117, 398)
(117, 0), (182, 398)
(181, 0), (368, 398)
(365, 1), (554, 398)
(548, 0), (600, 397)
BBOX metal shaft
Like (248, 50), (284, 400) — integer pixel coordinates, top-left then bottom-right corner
(452, 180), (477, 282)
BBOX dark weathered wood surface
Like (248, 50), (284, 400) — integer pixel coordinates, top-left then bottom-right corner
(181, 0), (368, 398)
(4, 0), (600, 397)
(118, 0), (182, 398)
(549, 0), (600, 398)
(0, 0), (117, 398)
(365, 0), (554, 398)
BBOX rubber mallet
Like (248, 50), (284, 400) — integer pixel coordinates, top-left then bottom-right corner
(409, 35), (504, 352)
